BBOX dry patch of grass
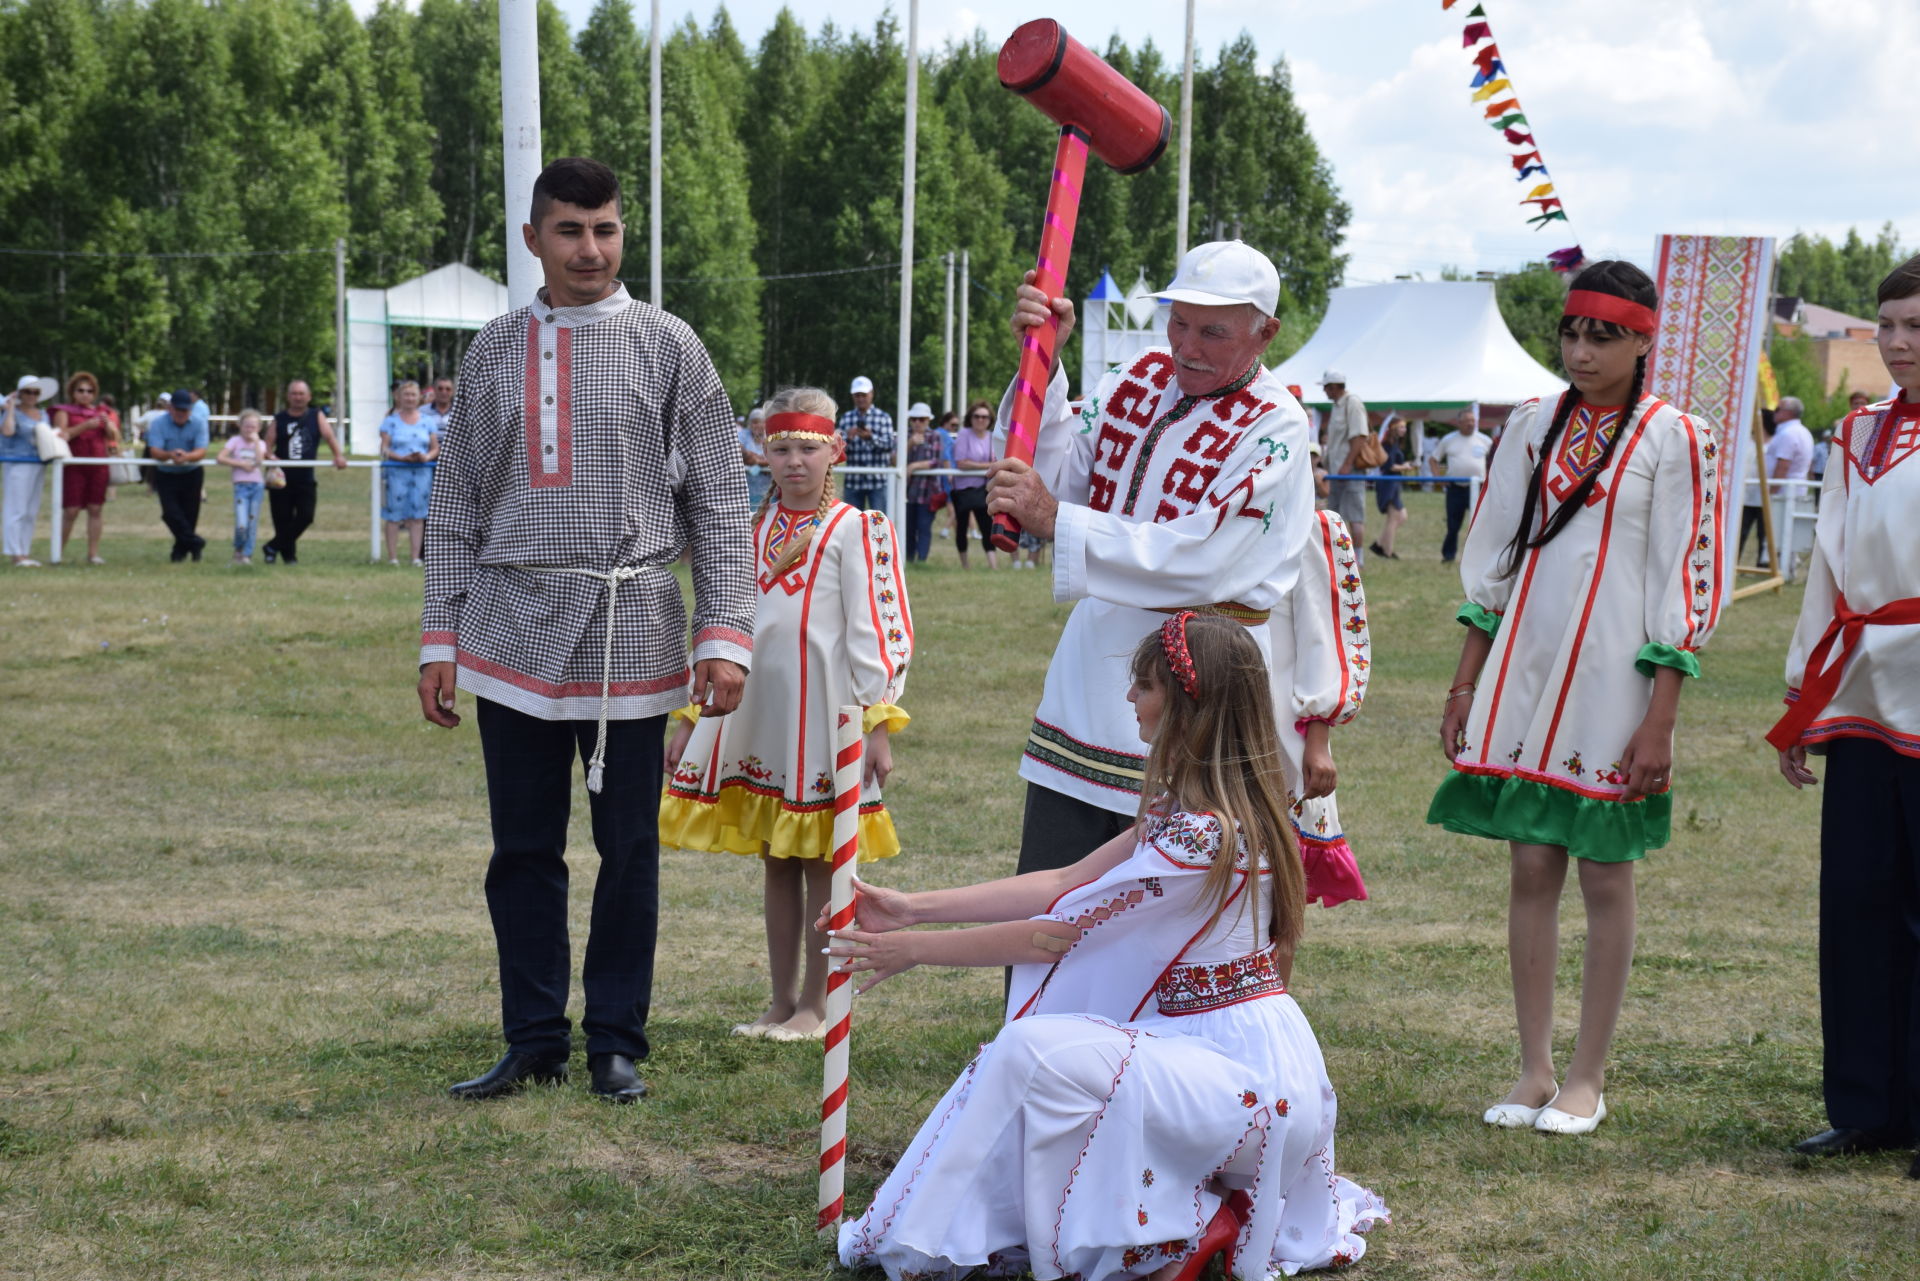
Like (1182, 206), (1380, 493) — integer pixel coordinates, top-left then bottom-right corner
(1, 484), (1916, 1279)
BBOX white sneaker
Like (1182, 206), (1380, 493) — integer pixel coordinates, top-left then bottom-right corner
(387, 558), (399, 566)
(1534, 1093), (1607, 1135)
(411, 557), (424, 567)
(12, 558), (41, 568)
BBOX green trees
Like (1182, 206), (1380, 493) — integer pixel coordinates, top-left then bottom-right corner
(1776, 224), (1909, 317)
(0, 2), (1349, 418)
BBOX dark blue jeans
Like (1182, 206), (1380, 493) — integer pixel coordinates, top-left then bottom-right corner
(905, 499), (936, 561)
(1441, 484), (1472, 562)
(476, 698), (666, 1060)
(843, 484), (886, 520)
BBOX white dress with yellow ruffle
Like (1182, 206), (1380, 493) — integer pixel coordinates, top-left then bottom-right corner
(660, 501), (912, 860)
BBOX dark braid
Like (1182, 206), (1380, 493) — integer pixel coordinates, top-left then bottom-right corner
(1499, 260), (1657, 578)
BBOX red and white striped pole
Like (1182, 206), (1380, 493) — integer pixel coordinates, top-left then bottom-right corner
(818, 705), (864, 1236)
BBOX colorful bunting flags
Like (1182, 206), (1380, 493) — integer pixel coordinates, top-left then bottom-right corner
(1449, 2), (1583, 270)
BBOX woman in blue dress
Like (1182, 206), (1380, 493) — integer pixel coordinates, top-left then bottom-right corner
(379, 379), (440, 565)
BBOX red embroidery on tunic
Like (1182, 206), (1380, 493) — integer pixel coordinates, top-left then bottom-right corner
(524, 320), (573, 489)
(1546, 404), (1617, 506)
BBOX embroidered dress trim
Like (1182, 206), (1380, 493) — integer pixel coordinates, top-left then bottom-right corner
(1025, 718), (1147, 794)
(1119, 361), (1262, 516)
(1155, 947), (1287, 1016)
(1428, 766), (1669, 863)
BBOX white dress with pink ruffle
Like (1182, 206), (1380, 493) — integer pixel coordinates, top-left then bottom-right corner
(838, 811), (1388, 1280)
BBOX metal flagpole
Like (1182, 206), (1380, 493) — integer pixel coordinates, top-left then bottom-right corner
(1176, 0), (1195, 262)
(893, 0), (919, 518)
(650, 0), (663, 308)
(958, 249), (969, 405)
(334, 237), (349, 453)
(498, 0), (543, 311)
(942, 251), (954, 414)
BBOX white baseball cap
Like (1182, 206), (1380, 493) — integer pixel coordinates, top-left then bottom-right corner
(1155, 240), (1280, 317)
(908, 401), (933, 419)
(14, 374), (56, 399)
(1321, 370), (1348, 385)
(849, 375), (874, 395)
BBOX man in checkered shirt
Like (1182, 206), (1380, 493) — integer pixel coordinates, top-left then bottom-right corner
(838, 374), (895, 517)
(418, 158), (755, 1105)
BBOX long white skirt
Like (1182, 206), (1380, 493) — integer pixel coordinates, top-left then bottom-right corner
(839, 1006), (1386, 1280)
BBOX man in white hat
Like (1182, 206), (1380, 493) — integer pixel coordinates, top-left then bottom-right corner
(838, 374), (894, 518)
(1319, 370), (1371, 563)
(986, 240), (1320, 877)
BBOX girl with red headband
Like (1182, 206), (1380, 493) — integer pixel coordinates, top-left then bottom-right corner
(1769, 254), (1920, 1172)
(830, 613), (1385, 1281)
(658, 385), (914, 1043)
(1428, 260), (1726, 1136)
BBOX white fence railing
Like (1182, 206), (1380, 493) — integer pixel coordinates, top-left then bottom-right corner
(45, 456), (394, 565)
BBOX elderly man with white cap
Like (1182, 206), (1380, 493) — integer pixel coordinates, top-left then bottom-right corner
(837, 374), (895, 518)
(986, 239), (1320, 879)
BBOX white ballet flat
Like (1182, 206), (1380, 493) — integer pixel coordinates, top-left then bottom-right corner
(1534, 1093), (1607, 1135)
(1482, 1101), (1548, 1129)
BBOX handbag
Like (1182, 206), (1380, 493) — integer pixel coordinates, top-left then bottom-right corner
(1345, 432), (1387, 472)
(108, 451), (143, 485)
(926, 488), (948, 513)
(34, 421), (72, 462)
(265, 466), (288, 490)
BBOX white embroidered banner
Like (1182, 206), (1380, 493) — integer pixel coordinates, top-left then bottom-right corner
(1647, 234), (1776, 588)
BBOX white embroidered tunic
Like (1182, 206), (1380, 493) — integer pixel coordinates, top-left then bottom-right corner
(1774, 394), (1920, 757)
(997, 352), (1317, 813)
(1430, 394), (1725, 861)
(420, 285), (755, 720)
(840, 810), (1388, 1280)
(659, 502), (913, 859)
(1271, 511), (1371, 905)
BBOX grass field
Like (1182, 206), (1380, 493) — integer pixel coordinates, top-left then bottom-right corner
(2, 472), (1916, 1280)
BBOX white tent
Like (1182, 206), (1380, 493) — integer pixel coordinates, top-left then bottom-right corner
(1272, 281), (1564, 410)
(345, 263), (510, 454)
(1080, 267), (1167, 395)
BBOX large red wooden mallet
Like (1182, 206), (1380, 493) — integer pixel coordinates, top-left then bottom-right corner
(992, 19), (1170, 552)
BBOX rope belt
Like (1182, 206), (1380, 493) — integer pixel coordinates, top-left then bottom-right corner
(519, 564), (648, 793)
(1150, 601), (1272, 626)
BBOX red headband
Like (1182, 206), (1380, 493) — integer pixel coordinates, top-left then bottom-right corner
(764, 411), (838, 439)
(1563, 289), (1658, 336)
(1160, 611), (1201, 701)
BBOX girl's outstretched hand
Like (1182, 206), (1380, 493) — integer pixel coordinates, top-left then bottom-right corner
(814, 875), (916, 935)
(823, 927), (918, 995)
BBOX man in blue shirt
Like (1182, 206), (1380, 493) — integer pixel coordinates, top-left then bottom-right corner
(837, 375), (895, 517)
(146, 389), (209, 561)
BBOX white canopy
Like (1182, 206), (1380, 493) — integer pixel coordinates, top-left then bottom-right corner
(345, 264), (510, 453)
(1272, 281), (1564, 410)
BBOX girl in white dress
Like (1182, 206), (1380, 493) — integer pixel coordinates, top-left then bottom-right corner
(828, 614), (1386, 1280)
(659, 386), (912, 1042)
(1427, 260), (1725, 1135)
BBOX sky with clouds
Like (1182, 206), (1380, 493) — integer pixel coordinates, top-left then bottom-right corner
(520, 0), (1917, 285)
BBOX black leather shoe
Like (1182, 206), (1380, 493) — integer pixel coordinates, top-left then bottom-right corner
(189, 540), (204, 562)
(588, 1053), (648, 1103)
(448, 1051), (568, 1100)
(1793, 1127), (1908, 1157)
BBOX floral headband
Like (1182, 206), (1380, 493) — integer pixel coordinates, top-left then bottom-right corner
(1160, 610), (1201, 701)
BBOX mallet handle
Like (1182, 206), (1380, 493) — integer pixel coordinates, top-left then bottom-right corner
(993, 125), (1090, 553)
